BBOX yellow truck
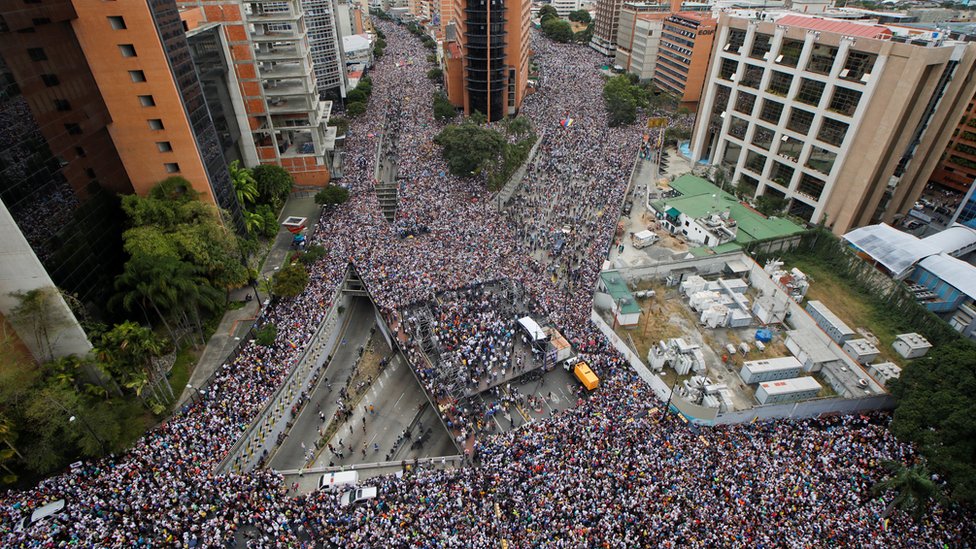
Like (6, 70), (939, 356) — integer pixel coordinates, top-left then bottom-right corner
(573, 362), (599, 391)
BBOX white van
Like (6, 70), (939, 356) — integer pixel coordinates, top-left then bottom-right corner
(340, 486), (378, 507)
(15, 499), (65, 532)
(632, 230), (659, 249)
(318, 470), (359, 492)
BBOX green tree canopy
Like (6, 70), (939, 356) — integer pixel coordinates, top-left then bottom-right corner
(433, 93), (457, 122)
(568, 9), (591, 23)
(872, 461), (943, 520)
(890, 340), (976, 502)
(229, 160), (258, 207)
(427, 67), (443, 80)
(435, 122), (507, 177)
(315, 185), (350, 206)
(347, 88), (368, 104)
(120, 179), (247, 290)
(538, 5), (558, 22)
(272, 264), (309, 298)
(603, 75), (644, 127)
(542, 17), (574, 43)
(252, 164), (294, 209)
(347, 101), (367, 117)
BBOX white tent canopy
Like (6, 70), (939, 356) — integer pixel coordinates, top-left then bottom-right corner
(518, 316), (546, 341)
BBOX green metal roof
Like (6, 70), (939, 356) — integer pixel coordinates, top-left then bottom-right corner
(651, 175), (805, 243)
(599, 271), (641, 315)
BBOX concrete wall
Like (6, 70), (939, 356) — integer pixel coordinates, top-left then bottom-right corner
(0, 200), (91, 362)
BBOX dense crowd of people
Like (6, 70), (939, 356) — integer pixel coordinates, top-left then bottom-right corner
(2, 18), (975, 548)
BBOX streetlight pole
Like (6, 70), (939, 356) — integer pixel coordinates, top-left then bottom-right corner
(44, 396), (107, 454)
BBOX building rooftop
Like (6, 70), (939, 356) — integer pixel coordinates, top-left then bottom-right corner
(759, 376), (822, 395)
(917, 253), (976, 301)
(895, 332), (932, 350)
(843, 223), (936, 278)
(600, 271), (642, 314)
(775, 14), (894, 39)
(652, 175), (805, 244)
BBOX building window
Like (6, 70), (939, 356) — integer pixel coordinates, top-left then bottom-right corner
(795, 78), (825, 107)
(841, 51), (876, 83)
(75, 146), (87, 158)
(725, 29), (746, 53)
(118, 44), (137, 57)
(759, 99), (784, 125)
(776, 39), (803, 68)
(85, 168), (96, 179)
(148, 119), (164, 130)
(786, 108), (815, 134)
(778, 136), (803, 162)
(41, 73), (59, 86)
(156, 141), (173, 152)
(767, 71), (792, 97)
(31, 18), (51, 26)
(138, 95), (156, 107)
(817, 117), (849, 147)
(806, 44), (838, 76)
(734, 91), (756, 116)
(749, 33), (772, 60)
(729, 116), (748, 140)
(806, 145), (837, 175)
(828, 86), (861, 117)
(744, 150), (767, 175)
(64, 123), (82, 135)
(797, 173), (826, 201)
(164, 162), (180, 173)
(129, 70), (147, 83)
(721, 141), (742, 167)
(719, 58), (738, 81)
(107, 16), (127, 30)
(752, 125), (775, 151)
(740, 64), (763, 89)
(54, 99), (71, 111)
(769, 162), (795, 187)
(27, 47), (46, 61)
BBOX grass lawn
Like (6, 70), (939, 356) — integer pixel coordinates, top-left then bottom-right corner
(784, 254), (906, 367)
(167, 344), (201, 409)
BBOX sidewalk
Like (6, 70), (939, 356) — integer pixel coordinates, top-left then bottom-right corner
(176, 192), (323, 406)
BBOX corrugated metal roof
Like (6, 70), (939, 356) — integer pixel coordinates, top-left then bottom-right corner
(776, 14), (893, 40)
(920, 225), (976, 256)
(843, 223), (936, 278)
(917, 253), (976, 300)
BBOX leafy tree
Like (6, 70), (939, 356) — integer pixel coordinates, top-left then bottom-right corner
(427, 67), (443, 80)
(603, 75), (644, 127)
(328, 116), (350, 137)
(505, 116), (532, 139)
(542, 17), (574, 43)
(315, 185), (350, 206)
(254, 323), (278, 347)
(229, 160), (258, 207)
(433, 93), (457, 122)
(255, 204), (280, 238)
(435, 122), (506, 177)
(872, 461), (943, 520)
(347, 101), (367, 117)
(568, 9), (591, 23)
(7, 288), (72, 363)
(252, 164), (294, 210)
(347, 88), (368, 104)
(297, 244), (327, 266)
(575, 21), (594, 44)
(754, 194), (788, 216)
(538, 4), (558, 22)
(889, 340), (976, 502)
(357, 76), (373, 96)
(121, 179), (248, 290)
(272, 264), (309, 298)
(95, 322), (170, 404)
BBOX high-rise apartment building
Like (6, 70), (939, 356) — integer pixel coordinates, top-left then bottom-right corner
(179, 1), (337, 186)
(653, 12), (715, 110)
(691, 14), (976, 233)
(304, 0), (349, 99)
(443, 0), (530, 121)
(614, 3), (670, 81)
(929, 92), (976, 194)
(591, 0), (626, 56)
(0, 0), (244, 316)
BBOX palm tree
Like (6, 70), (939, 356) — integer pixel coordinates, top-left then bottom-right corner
(244, 209), (266, 235)
(230, 160), (258, 207)
(872, 460), (942, 520)
(96, 322), (171, 403)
